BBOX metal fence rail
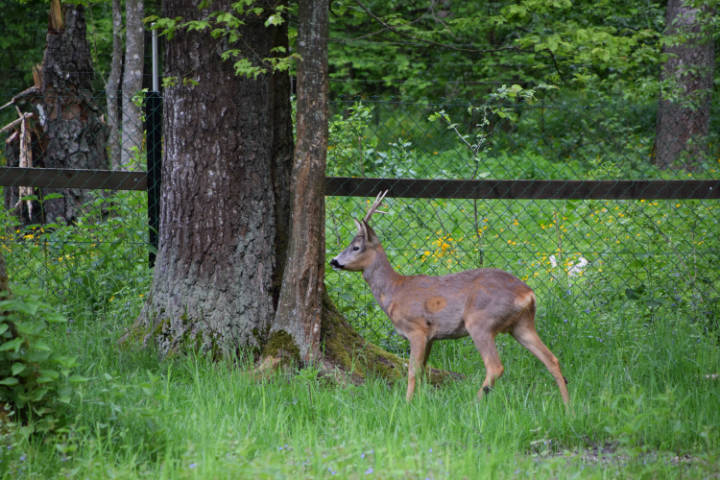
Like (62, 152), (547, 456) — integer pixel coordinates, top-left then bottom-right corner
(3, 168), (718, 199)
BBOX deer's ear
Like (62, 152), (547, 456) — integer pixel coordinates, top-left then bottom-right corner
(364, 221), (379, 244)
(353, 218), (367, 239)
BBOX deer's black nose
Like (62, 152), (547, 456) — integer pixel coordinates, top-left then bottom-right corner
(330, 258), (343, 269)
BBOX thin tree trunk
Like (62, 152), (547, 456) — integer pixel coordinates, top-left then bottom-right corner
(38, 1), (108, 223)
(655, 0), (715, 170)
(106, 0), (123, 169)
(120, 0), (145, 169)
(262, 0), (461, 392)
(270, 0), (329, 363)
(134, 0), (293, 356)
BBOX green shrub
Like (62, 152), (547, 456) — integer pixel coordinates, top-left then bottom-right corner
(0, 289), (85, 432)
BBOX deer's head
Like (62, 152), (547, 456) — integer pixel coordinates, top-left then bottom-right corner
(330, 190), (388, 272)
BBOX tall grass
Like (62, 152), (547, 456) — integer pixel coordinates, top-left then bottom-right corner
(1, 268), (718, 478)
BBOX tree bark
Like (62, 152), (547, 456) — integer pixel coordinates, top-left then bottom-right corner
(39, 1), (108, 223)
(654, 0), (715, 171)
(120, 0), (145, 169)
(270, 0), (329, 363)
(105, 0), (123, 169)
(135, 0), (293, 356)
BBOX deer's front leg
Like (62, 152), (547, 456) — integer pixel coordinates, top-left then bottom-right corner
(406, 330), (429, 402)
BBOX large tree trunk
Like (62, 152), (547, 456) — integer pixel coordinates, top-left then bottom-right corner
(270, 0), (330, 363)
(654, 0), (715, 171)
(128, 0), (459, 393)
(105, 0), (123, 169)
(120, 0), (144, 169)
(135, 0), (293, 356)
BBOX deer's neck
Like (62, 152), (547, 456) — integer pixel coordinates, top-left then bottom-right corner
(363, 247), (402, 310)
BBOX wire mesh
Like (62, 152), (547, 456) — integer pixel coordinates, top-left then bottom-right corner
(1, 67), (719, 354)
(325, 195), (720, 353)
(1, 67), (159, 321)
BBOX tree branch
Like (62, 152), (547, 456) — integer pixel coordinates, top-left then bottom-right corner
(353, 0), (526, 55)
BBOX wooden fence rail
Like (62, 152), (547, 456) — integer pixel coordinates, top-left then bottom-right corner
(1, 167), (718, 200)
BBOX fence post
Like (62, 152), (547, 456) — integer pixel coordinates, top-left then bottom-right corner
(145, 25), (162, 268)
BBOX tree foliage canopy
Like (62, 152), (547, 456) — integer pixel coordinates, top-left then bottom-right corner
(327, 0), (673, 101)
(1, 0), (717, 108)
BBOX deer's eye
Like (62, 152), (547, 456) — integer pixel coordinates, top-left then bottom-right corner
(352, 246), (360, 251)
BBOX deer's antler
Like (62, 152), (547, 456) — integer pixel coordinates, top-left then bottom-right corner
(363, 190), (389, 223)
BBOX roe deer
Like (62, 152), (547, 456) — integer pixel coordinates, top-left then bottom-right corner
(330, 191), (570, 404)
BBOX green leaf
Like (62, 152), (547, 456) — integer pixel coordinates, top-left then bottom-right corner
(37, 369), (60, 384)
(215, 12), (240, 28)
(0, 337), (23, 352)
(233, 58), (266, 78)
(0, 377), (19, 386)
(11, 363), (26, 376)
(55, 355), (78, 369)
(41, 193), (64, 201)
(184, 20), (210, 32)
(0, 298), (40, 316)
(58, 385), (72, 404)
(231, 0), (251, 11)
(28, 387), (48, 402)
(15, 320), (42, 336)
(68, 375), (89, 384)
(46, 312), (67, 324)
(39, 369), (60, 379)
(507, 84), (523, 98)
(25, 350), (51, 363)
(221, 48), (241, 61)
(264, 13), (284, 27)
(33, 340), (52, 352)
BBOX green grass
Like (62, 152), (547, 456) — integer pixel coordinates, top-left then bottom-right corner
(1, 281), (719, 478)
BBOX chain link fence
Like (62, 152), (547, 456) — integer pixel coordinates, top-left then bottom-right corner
(324, 97), (720, 352)
(2, 67), (719, 353)
(1, 68), (155, 324)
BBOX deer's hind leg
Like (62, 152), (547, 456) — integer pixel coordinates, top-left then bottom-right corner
(511, 317), (570, 404)
(465, 313), (505, 400)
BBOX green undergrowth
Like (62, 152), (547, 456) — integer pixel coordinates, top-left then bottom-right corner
(0, 288), (718, 479)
